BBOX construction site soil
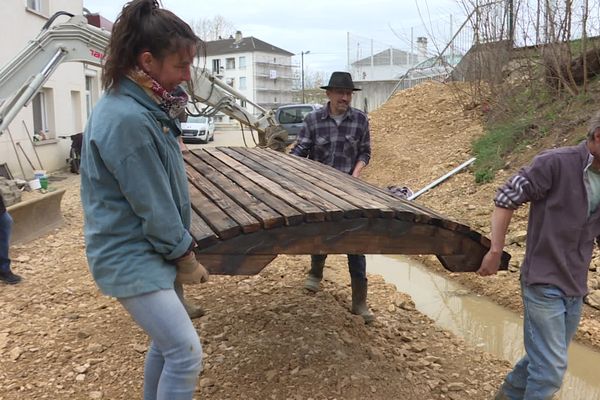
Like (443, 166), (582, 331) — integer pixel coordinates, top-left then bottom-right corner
(1, 81), (599, 400)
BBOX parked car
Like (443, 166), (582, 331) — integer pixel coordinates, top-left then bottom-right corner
(275, 104), (322, 144)
(181, 115), (215, 144)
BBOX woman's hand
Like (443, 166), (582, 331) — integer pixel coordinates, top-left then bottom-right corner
(175, 252), (209, 284)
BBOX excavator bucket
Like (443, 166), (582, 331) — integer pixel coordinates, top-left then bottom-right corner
(7, 189), (66, 245)
(259, 125), (288, 152)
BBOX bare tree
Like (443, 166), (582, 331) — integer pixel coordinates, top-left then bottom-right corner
(191, 15), (236, 42)
(454, 0), (600, 104)
(304, 69), (326, 89)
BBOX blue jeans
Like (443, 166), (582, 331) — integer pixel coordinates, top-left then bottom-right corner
(0, 211), (12, 273)
(311, 254), (366, 280)
(119, 289), (202, 400)
(501, 279), (583, 400)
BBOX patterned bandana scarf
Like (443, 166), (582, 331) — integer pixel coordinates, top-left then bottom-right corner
(127, 67), (188, 119)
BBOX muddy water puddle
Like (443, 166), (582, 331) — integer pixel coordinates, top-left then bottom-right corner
(367, 255), (600, 400)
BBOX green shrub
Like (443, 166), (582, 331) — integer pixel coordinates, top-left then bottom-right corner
(472, 118), (534, 182)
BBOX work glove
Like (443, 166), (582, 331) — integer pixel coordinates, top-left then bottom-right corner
(175, 252), (209, 285)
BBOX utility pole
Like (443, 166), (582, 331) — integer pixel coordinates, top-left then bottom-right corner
(508, 0), (515, 46)
(301, 50), (310, 103)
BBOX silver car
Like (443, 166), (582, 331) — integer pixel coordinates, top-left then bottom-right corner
(275, 104), (322, 144)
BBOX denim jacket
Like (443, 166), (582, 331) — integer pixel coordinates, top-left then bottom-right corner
(81, 78), (192, 298)
(495, 141), (600, 296)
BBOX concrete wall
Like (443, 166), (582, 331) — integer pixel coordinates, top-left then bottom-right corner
(0, 0), (101, 179)
(352, 80), (399, 113)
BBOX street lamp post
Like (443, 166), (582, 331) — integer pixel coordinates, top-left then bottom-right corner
(301, 50), (310, 103)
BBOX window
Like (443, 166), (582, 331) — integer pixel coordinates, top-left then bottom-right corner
(226, 58), (235, 69)
(32, 88), (55, 140)
(239, 77), (247, 90)
(277, 106), (315, 124)
(26, 0), (47, 14)
(212, 59), (221, 75)
(32, 92), (47, 138)
(27, 0), (41, 11)
(240, 100), (247, 108)
(85, 77), (93, 118)
(188, 116), (208, 124)
(239, 56), (246, 69)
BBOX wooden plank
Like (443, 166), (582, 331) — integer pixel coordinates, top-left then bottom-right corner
(225, 147), (349, 220)
(437, 253), (510, 273)
(206, 148), (327, 222)
(185, 151), (284, 230)
(271, 149), (417, 222)
(288, 152), (471, 233)
(185, 163), (260, 234)
(193, 149), (304, 226)
(239, 147), (364, 219)
(189, 211), (218, 249)
(257, 148), (395, 219)
(273, 150), (457, 228)
(186, 168), (241, 240)
(196, 254), (277, 275)
(197, 218), (508, 273)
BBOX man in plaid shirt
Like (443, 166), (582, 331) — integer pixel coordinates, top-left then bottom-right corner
(290, 71), (373, 323)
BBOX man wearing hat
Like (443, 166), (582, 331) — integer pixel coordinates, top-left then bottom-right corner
(290, 71), (374, 323)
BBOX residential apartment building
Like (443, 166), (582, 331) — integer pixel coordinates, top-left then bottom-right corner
(203, 32), (294, 125)
(0, 0), (106, 178)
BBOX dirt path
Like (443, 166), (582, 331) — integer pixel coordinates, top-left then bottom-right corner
(0, 175), (512, 399)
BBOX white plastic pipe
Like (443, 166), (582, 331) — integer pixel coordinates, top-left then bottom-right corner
(408, 157), (476, 200)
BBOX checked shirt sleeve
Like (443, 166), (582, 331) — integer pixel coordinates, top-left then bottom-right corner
(494, 174), (531, 209)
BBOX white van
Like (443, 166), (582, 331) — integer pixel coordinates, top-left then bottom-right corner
(181, 116), (215, 144)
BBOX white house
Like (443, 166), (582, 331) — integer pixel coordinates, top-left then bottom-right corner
(350, 47), (423, 82)
(0, 0), (105, 179)
(203, 31), (294, 125)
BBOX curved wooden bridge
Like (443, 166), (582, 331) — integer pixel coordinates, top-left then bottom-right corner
(183, 147), (510, 275)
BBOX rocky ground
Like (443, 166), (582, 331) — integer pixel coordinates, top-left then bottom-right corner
(1, 80), (599, 399)
(0, 175), (509, 400)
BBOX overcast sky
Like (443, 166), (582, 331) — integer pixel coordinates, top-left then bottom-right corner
(82, 0), (466, 76)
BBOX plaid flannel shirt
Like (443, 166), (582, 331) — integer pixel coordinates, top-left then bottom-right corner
(290, 103), (371, 174)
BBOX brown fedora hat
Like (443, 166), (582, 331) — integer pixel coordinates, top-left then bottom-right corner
(320, 71), (361, 91)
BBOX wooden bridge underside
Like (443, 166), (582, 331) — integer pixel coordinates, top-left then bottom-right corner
(184, 147), (510, 275)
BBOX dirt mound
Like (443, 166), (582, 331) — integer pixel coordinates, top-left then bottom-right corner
(363, 81), (483, 191)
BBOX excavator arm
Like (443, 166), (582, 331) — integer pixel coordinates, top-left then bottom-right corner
(0, 12), (287, 150)
(185, 69), (287, 150)
(0, 12), (108, 134)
